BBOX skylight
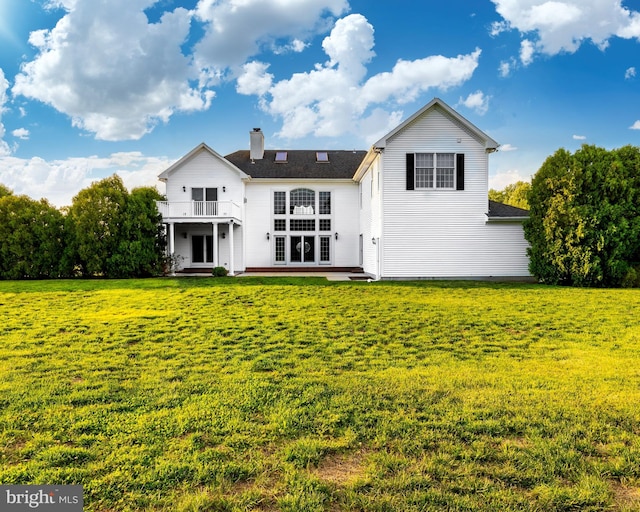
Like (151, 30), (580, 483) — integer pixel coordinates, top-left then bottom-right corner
(275, 151), (288, 163)
(316, 151), (329, 162)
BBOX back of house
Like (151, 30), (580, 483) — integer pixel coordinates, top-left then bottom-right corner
(156, 98), (530, 279)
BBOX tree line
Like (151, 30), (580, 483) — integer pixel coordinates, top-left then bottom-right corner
(3, 144), (639, 286)
(0, 175), (167, 279)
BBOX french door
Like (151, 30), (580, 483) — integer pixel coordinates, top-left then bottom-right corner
(290, 236), (315, 263)
(275, 236), (331, 265)
(192, 188), (218, 216)
(192, 235), (213, 263)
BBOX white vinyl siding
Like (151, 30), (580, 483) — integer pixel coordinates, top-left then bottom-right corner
(243, 181), (360, 268)
(379, 105), (530, 278)
(161, 148), (245, 272)
(359, 157), (382, 278)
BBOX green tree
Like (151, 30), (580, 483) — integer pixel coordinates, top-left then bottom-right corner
(524, 145), (640, 286)
(0, 184), (12, 198)
(106, 186), (167, 277)
(489, 181), (531, 210)
(65, 175), (128, 277)
(0, 195), (66, 279)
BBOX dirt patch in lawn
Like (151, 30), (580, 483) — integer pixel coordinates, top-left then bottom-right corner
(612, 483), (640, 510)
(312, 450), (369, 485)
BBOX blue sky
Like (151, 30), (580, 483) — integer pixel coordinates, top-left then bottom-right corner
(1, 0), (639, 206)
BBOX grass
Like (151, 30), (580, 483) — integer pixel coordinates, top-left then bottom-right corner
(0, 277), (639, 511)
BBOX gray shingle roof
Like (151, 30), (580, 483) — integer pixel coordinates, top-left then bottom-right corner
(225, 150), (367, 179)
(488, 200), (529, 218)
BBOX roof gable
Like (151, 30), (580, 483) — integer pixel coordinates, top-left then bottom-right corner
(374, 98), (499, 151)
(158, 143), (249, 181)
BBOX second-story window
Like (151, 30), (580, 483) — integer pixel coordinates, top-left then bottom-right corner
(192, 188), (218, 201)
(415, 153), (455, 189)
(319, 191), (331, 214)
(290, 189), (315, 214)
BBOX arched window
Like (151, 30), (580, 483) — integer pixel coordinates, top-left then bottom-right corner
(290, 188), (315, 214)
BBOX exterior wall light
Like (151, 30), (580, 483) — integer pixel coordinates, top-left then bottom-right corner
(372, 237), (376, 244)
(182, 186), (186, 192)
(266, 232), (270, 240)
(223, 186), (226, 192)
(182, 232), (187, 239)
(221, 232), (226, 239)
(335, 232), (339, 240)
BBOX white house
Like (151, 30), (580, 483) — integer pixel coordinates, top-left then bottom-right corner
(156, 98), (530, 279)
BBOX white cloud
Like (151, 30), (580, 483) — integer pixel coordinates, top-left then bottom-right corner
(0, 152), (171, 207)
(0, 68), (11, 156)
(13, 0), (214, 141)
(630, 120), (640, 130)
(236, 61), (274, 96)
(194, 0), (348, 75)
(573, 134), (587, 140)
(12, 128), (30, 140)
(458, 91), (490, 115)
(290, 39), (308, 53)
(499, 143), (518, 152)
(489, 170), (531, 190)
(491, 20), (510, 36)
(499, 60), (513, 77)
(520, 39), (536, 65)
(240, 14), (481, 142)
(625, 66), (636, 79)
(274, 38), (309, 55)
(491, 0), (640, 63)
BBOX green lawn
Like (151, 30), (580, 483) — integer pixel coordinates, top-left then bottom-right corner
(1, 278), (639, 511)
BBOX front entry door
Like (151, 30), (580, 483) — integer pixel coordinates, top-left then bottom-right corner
(290, 236), (315, 263)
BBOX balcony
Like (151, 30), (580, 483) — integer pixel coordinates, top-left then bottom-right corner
(156, 201), (242, 223)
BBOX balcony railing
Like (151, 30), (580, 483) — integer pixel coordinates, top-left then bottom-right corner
(156, 201), (242, 220)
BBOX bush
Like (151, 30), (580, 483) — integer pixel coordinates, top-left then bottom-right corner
(525, 145), (640, 287)
(212, 266), (228, 277)
(621, 265), (640, 288)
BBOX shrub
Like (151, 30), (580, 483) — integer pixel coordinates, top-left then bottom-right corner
(212, 266), (228, 277)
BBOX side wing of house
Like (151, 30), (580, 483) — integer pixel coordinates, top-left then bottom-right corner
(157, 143), (247, 273)
(359, 98), (530, 279)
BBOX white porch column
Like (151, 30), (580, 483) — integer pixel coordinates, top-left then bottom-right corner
(168, 223), (175, 275)
(228, 221), (234, 276)
(212, 223), (219, 268)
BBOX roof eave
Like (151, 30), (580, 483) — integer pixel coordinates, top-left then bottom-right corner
(486, 216), (529, 222)
(353, 147), (381, 182)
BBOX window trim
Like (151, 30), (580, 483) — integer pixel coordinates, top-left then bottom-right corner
(414, 153), (456, 190)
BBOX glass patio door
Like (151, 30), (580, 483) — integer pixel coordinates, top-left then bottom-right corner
(290, 236), (315, 263)
(192, 235), (213, 263)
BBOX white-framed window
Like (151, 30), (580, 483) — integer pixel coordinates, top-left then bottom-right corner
(415, 153), (455, 189)
(271, 188), (333, 265)
(273, 191), (286, 215)
(290, 188), (315, 214)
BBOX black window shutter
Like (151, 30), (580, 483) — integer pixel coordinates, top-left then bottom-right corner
(456, 154), (465, 191)
(406, 153), (415, 190)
